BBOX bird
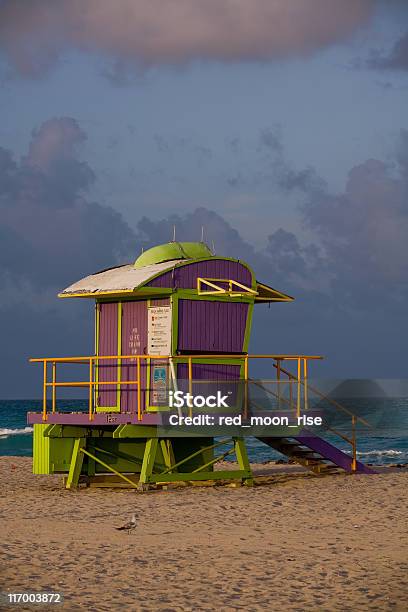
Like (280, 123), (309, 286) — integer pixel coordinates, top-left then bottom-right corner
(116, 513), (137, 534)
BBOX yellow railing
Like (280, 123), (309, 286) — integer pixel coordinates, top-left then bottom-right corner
(30, 353), (372, 473)
(197, 277), (258, 297)
(30, 354), (321, 423)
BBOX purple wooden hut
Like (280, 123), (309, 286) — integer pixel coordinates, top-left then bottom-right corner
(28, 241), (372, 489)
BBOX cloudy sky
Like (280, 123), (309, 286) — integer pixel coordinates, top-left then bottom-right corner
(1, 0), (408, 397)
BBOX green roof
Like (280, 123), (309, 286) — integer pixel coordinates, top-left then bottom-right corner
(134, 242), (213, 269)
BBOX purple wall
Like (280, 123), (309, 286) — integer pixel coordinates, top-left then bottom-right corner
(121, 300), (148, 413)
(97, 302), (118, 407)
(178, 300), (248, 353)
(177, 362), (241, 403)
(177, 362), (241, 381)
(148, 259), (252, 289)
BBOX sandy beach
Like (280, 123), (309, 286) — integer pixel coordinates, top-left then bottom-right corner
(1, 457), (407, 611)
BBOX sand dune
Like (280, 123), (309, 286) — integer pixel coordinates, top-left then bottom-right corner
(1, 457), (407, 611)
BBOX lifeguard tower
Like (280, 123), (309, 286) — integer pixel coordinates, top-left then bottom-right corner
(28, 241), (373, 489)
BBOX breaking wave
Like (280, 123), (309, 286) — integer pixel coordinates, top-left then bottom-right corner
(0, 427), (33, 438)
(356, 449), (405, 458)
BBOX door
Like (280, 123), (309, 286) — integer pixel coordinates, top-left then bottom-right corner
(120, 301), (148, 413)
(96, 302), (120, 411)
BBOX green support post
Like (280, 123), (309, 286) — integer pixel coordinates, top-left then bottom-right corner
(66, 438), (86, 489)
(233, 437), (253, 486)
(160, 439), (176, 472)
(139, 438), (159, 489)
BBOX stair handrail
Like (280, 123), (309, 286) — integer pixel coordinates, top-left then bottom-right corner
(249, 379), (356, 446)
(272, 363), (371, 428)
(250, 380), (360, 471)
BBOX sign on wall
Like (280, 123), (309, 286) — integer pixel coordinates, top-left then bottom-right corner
(148, 305), (172, 407)
(148, 306), (172, 355)
(151, 363), (168, 405)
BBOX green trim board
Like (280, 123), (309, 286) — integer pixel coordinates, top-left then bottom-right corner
(96, 288), (254, 304)
(173, 290), (254, 303)
(170, 293), (179, 357)
(95, 288), (172, 303)
(242, 301), (254, 354)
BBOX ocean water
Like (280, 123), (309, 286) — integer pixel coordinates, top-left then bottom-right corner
(0, 399), (407, 465)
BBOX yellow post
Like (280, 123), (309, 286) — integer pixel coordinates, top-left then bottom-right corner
(351, 415), (357, 472)
(244, 356), (249, 419)
(89, 358), (93, 421)
(289, 371), (293, 410)
(297, 357), (301, 419)
(92, 356), (97, 410)
(188, 356), (193, 418)
(276, 359), (281, 409)
(137, 356), (141, 421)
(42, 360), (47, 421)
(303, 358), (308, 411)
(52, 362), (56, 413)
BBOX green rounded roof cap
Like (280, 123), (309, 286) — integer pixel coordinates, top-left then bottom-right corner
(134, 242), (213, 268)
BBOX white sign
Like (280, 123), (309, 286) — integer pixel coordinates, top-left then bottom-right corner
(148, 306), (172, 355)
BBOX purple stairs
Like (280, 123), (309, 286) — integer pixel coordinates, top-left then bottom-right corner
(257, 435), (376, 475)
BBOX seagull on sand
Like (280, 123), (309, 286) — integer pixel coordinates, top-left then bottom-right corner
(116, 513), (137, 534)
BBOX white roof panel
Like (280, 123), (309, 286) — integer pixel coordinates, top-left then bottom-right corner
(59, 259), (185, 296)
